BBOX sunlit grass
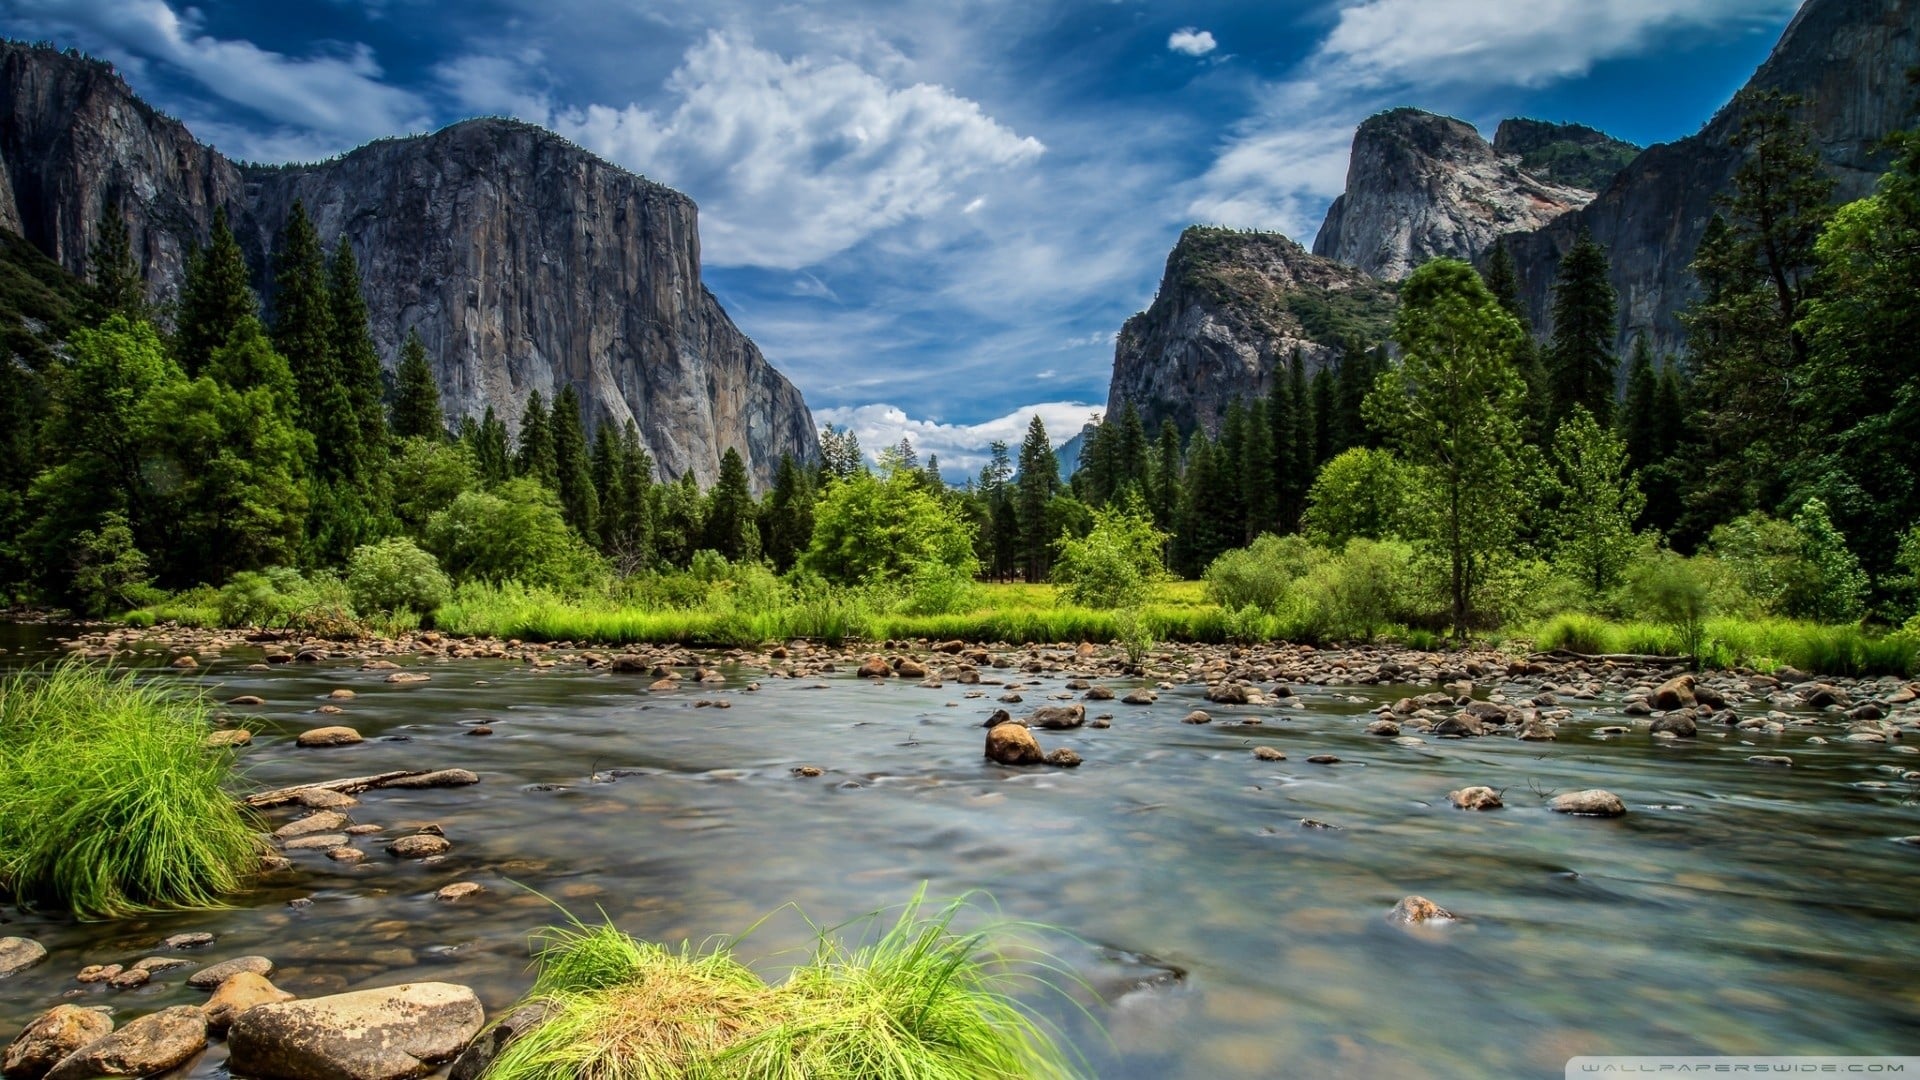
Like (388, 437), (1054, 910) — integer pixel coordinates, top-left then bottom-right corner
(1532, 615), (1918, 676)
(0, 661), (260, 918)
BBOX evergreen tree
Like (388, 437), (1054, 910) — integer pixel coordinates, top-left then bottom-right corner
(1151, 420), (1182, 534)
(651, 472), (704, 568)
(762, 453), (815, 572)
(271, 202), (353, 468)
(1310, 366), (1336, 467)
(1548, 407), (1645, 596)
(703, 447), (759, 561)
(1334, 344), (1373, 455)
(1240, 397), (1277, 542)
(515, 390), (556, 486)
(1114, 403), (1150, 500)
(1620, 334), (1661, 473)
(1268, 352), (1303, 532)
(1288, 351), (1313, 521)
(1546, 229), (1620, 430)
(818, 425), (865, 484)
(550, 385), (598, 538)
(473, 407), (512, 485)
(608, 422), (656, 574)
(1014, 414), (1060, 581)
(174, 208), (256, 377)
(86, 205), (145, 322)
(978, 440), (1019, 580)
(391, 331), (445, 441)
(328, 240), (388, 480)
(1482, 240), (1523, 318)
(1173, 429), (1232, 576)
(1217, 401), (1249, 534)
(590, 421), (622, 550)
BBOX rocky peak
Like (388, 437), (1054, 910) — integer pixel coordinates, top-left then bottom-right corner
(0, 41), (815, 488)
(1312, 107), (1595, 281)
(1491, 119), (1641, 192)
(1106, 227), (1396, 437)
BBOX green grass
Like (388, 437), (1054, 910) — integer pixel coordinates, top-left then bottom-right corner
(1532, 615), (1919, 676)
(484, 892), (1084, 1080)
(0, 661), (261, 918)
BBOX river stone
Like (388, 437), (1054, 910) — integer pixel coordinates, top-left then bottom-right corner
(76, 965), (122, 984)
(1448, 786), (1503, 810)
(606, 656), (648, 674)
(1182, 710), (1212, 725)
(42, 1006), (206, 1080)
(435, 883), (483, 903)
(0, 938), (47, 976)
(189, 957), (275, 989)
(275, 812), (350, 840)
(384, 672), (431, 685)
(387, 835), (451, 859)
(206, 729), (253, 748)
(1083, 686), (1114, 701)
(284, 834), (350, 851)
(1386, 896), (1457, 925)
(1365, 719), (1400, 737)
(292, 788), (358, 810)
(296, 727), (363, 748)
(1551, 789), (1627, 817)
(1804, 684), (1851, 709)
(1748, 755), (1794, 767)
(1045, 748), (1082, 768)
(380, 770), (480, 790)
(447, 1004), (549, 1080)
(1433, 715), (1483, 738)
(227, 983), (483, 1080)
(1121, 689), (1156, 705)
(1027, 704), (1085, 729)
(1650, 712), (1698, 738)
(855, 657), (891, 679)
(1205, 683), (1252, 705)
(893, 658), (927, 679)
(1252, 746), (1286, 761)
(4, 1006), (114, 1080)
(327, 689), (356, 700)
(132, 957), (194, 975)
(228, 695), (266, 706)
(985, 722), (1045, 766)
(164, 932), (215, 950)
(106, 968), (150, 990)
(1652, 674), (1696, 710)
(205, 973), (295, 1035)
(170, 655), (198, 669)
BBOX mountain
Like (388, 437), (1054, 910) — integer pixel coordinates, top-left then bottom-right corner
(1503, 0), (1920, 355)
(1491, 119), (1641, 192)
(0, 41), (816, 489)
(1105, 227), (1397, 436)
(1311, 108), (1600, 281)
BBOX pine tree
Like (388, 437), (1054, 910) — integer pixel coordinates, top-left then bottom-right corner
(473, 407), (512, 485)
(272, 202), (352, 469)
(762, 453), (815, 572)
(1268, 355), (1301, 533)
(1620, 334), (1661, 474)
(1014, 414), (1059, 581)
(609, 422), (655, 573)
(1334, 343), (1373, 455)
(1240, 396), (1277, 541)
(1218, 401), (1249, 533)
(1173, 428), (1231, 576)
(1310, 366), (1336, 467)
(86, 205), (145, 322)
(1114, 403), (1150, 500)
(978, 440), (1019, 581)
(1482, 240), (1524, 319)
(391, 331), (445, 441)
(1288, 351), (1313, 522)
(1152, 420), (1182, 534)
(328, 240), (388, 480)
(1548, 407), (1645, 595)
(1546, 229), (1620, 430)
(515, 390), (556, 486)
(703, 447), (758, 561)
(175, 208), (256, 377)
(550, 385), (598, 538)
(590, 421), (622, 550)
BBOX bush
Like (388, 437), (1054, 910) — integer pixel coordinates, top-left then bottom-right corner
(0, 662), (260, 917)
(1784, 497), (1868, 623)
(803, 469), (978, 586)
(346, 536), (451, 618)
(1203, 534), (1323, 615)
(1051, 498), (1167, 610)
(1302, 447), (1412, 547)
(426, 478), (606, 592)
(217, 567), (358, 634)
(69, 512), (153, 617)
(897, 564), (979, 616)
(1294, 538), (1417, 642)
(1624, 550), (1716, 661)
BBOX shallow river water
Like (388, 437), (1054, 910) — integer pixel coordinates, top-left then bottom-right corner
(2, 624), (1918, 1079)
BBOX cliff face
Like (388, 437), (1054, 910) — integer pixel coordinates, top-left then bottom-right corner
(1311, 108), (1596, 281)
(1106, 227), (1396, 436)
(1491, 119), (1641, 192)
(1504, 0), (1920, 354)
(0, 42), (816, 488)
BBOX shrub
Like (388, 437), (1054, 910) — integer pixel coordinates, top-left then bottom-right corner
(803, 469), (978, 586)
(217, 567), (358, 634)
(0, 662), (260, 917)
(347, 536), (451, 617)
(1301, 447), (1412, 548)
(426, 478), (606, 592)
(1295, 538), (1417, 642)
(1051, 497), (1168, 610)
(1784, 497), (1868, 622)
(69, 511), (153, 617)
(1625, 550), (1716, 662)
(1203, 534), (1323, 615)
(897, 564), (979, 616)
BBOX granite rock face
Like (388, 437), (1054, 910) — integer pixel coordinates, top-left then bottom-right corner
(0, 43), (815, 488)
(1312, 108), (1595, 282)
(1105, 227), (1397, 437)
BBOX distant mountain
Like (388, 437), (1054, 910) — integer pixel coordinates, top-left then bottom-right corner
(1491, 119), (1641, 193)
(0, 41), (817, 487)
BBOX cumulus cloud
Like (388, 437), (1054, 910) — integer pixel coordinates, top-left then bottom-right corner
(553, 31), (1046, 269)
(1167, 28), (1217, 58)
(7, 0), (428, 156)
(814, 402), (1103, 477)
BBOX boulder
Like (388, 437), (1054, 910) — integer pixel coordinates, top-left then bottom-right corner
(1365, 719), (1401, 737)
(856, 657), (892, 679)
(296, 727), (363, 749)
(0, 938), (47, 977)
(1448, 786), (1503, 811)
(42, 1007), (206, 1080)
(275, 812), (350, 840)
(227, 983), (484, 1080)
(1045, 748), (1082, 768)
(892, 658), (927, 679)
(1251, 745), (1286, 761)
(1517, 721), (1557, 741)
(1433, 714), (1484, 738)
(206, 729), (254, 748)
(448, 1004), (550, 1080)
(1120, 689), (1156, 705)
(205, 973), (296, 1036)
(1650, 712), (1698, 738)
(1550, 789), (1627, 817)
(1803, 684), (1851, 709)
(985, 723), (1045, 766)
(606, 656), (648, 674)
(1386, 896), (1456, 925)
(435, 883), (484, 902)
(1027, 705), (1086, 730)
(1205, 683), (1251, 705)
(1652, 674), (1696, 711)
(1181, 710), (1212, 725)
(3, 1006), (113, 1080)
(1083, 686), (1114, 701)
(386, 835), (451, 859)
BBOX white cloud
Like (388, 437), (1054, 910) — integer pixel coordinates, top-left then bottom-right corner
(433, 51), (556, 122)
(1167, 28), (1217, 58)
(9, 0), (429, 156)
(552, 31), (1046, 269)
(814, 402), (1103, 477)
(1060, 331), (1115, 350)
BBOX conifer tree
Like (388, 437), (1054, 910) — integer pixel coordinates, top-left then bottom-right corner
(1546, 229), (1620, 430)
(1310, 366), (1336, 467)
(328, 240), (388, 479)
(1619, 334), (1661, 474)
(175, 208), (256, 377)
(1152, 420), (1182, 533)
(1218, 401), (1249, 533)
(272, 202), (350, 459)
(590, 422), (622, 549)
(550, 385), (598, 538)
(761, 453), (815, 572)
(515, 390), (556, 486)
(703, 447), (759, 561)
(1268, 353), (1302, 532)
(1334, 344), (1373, 455)
(391, 331), (445, 441)
(602, 421), (655, 573)
(1014, 415), (1060, 581)
(86, 205), (145, 322)
(1240, 396), (1277, 541)
(473, 406), (512, 484)
(1114, 403), (1150, 500)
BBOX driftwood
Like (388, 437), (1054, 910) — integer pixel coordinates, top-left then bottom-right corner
(246, 770), (429, 808)
(1527, 649), (1686, 666)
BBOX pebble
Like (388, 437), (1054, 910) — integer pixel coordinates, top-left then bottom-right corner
(163, 932), (215, 950)
(1550, 789), (1627, 817)
(435, 882), (484, 902)
(1252, 746), (1286, 761)
(387, 834), (453, 859)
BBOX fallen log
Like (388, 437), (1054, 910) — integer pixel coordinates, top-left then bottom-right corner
(246, 770), (428, 808)
(1528, 649), (1686, 666)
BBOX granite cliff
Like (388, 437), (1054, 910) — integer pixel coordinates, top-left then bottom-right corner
(0, 41), (815, 488)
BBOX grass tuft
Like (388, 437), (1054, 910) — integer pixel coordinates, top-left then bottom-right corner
(485, 891), (1085, 1080)
(0, 660), (260, 918)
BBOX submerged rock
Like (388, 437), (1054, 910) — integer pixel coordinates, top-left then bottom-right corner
(1650, 712), (1698, 738)
(1550, 789), (1627, 817)
(4, 1006), (113, 1080)
(1448, 786), (1503, 811)
(387, 835), (451, 859)
(0, 938), (47, 977)
(1386, 895), (1457, 925)
(1182, 710), (1212, 725)
(227, 983), (483, 1080)
(1028, 704), (1086, 730)
(1045, 748), (1083, 768)
(1252, 746), (1287, 761)
(43, 1006), (206, 1080)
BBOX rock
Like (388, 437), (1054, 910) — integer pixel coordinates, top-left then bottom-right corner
(0, 938), (47, 977)
(1550, 789), (1627, 817)
(227, 695), (265, 706)
(985, 723), (1045, 766)
(1652, 674), (1696, 710)
(1804, 684), (1851, 709)
(1120, 689), (1157, 705)
(979, 708), (1015, 729)
(1252, 746), (1286, 761)
(1045, 748), (1082, 768)
(42, 1006), (206, 1080)
(106, 968), (150, 990)
(447, 1003), (550, 1080)
(856, 657), (892, 679)
(170, 655), (198, 670)
(646, 677), (679, 692)
(1448, 786), (1503, 810)
(163, 933), (215, 950)
(607, 656), (648, 674)
(1364, 719), (1401, 737)
(1433, 715), (1484, 738)
(296, 726), (363, 748)
(385, 672), (430, 685)
(1181, 710), (1212, 725)
(275, 811), (351, 840)
(1516, 721), (1557, 741)
(435, 883), (483, 903)
(205, 973), (295, 1036)
(76, 965), (123, 984)
(1748, 755), (1794, 767)
(188, 957), (274, 990)
(386, 835), (451, 859)
(283, 834), (350, 851)
(4, 1007), (113, 1080)
(327, 689), (356, 700)
(380, 770), (480, 789)
(327, 847), (367, 864)
(1205, 683), (1251, 705)
(790, 766), (823, 778)
(132, 957), (193, 975)
(206, 729), (253, 748)
(1650, 712), (1698, 738)
(1386, 895), (1457, 925)
(1083, 686), (1114, 701)
(1027, 704), (1086, 730)
(291, 788), (357, 810)
(227, 982), (484, 1080)
(893, 658), (927, 679)
(1306, 754), (1341, 765)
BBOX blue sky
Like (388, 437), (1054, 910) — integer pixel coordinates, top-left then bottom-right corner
(3, 0), (1800, 476)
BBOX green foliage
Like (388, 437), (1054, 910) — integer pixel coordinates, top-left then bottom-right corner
(1547, 407), (1644, 595)
(1501, 121), (1639, 190)
(427, 478), (606, 592)
(174, 209), (256, 377)
(804, 469), (978, 587)
(1301, 446), (1411, 548)
(1785, 497), (1868, 623)
(1203, 533), (1321, 615)
(391, 330), (444, 441)
(0, 662), (260, 918)
(551, 386), (599, 539)
(388, 436), (479, 538)
(86, 206), (146, 323)
(1051, 496), (1168, 610)
(1545, 230), (1619, 430)
(69, 511), (153, 617)
(1624, 551), (1716, 662)
(703, 447), (760, 562)
(217, 567), (358, 634)
(1293, 538), (1418, 642)
(1015, 415), (1061, 581)
(760, 454), (814, 573)
(347, 536), (451, 617)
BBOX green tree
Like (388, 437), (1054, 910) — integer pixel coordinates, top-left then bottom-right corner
(1014, 414), (1060, 581)
(1619, 334), (1660, 473)
(760, 453), (815, 572)
(1364, 259), (1530, 638)
(651, 473), (704, 569)
(328, 240), (389, 482)
(346, 536), (451, 617)
(271, 202), (353, 469)
(1172, 427), (1234, 577)
(608, 422), (656, 575)
(1269, 350), (1306, 532)
(86, 206), (145, 322)
(978, 440), (1020, 581)
(470, 406), (512, 485)
(702, 447), (759, 562)
(425, 478), (603, 589)
(390, 331), (444, 441)
(818, 425), (865, 485)
(174, 209), (256, 377)
(550, 385), (598, 538)
(1310, 366), (1336, 467)
(1301, 446), (1411, 548)
(1547, 407), (1645, 595)
(803, 467), (978, 585)
(1150, 421), (1182, 535)
(1052, 492), (1168, 609)
(68, 511), (151, 616)
(1784, 497), (1868, 622)
(1545, 229), (1619, 430)
(387, 436), (478, 538)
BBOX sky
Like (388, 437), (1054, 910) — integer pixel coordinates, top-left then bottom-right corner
(1, 0), (1803, 477)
